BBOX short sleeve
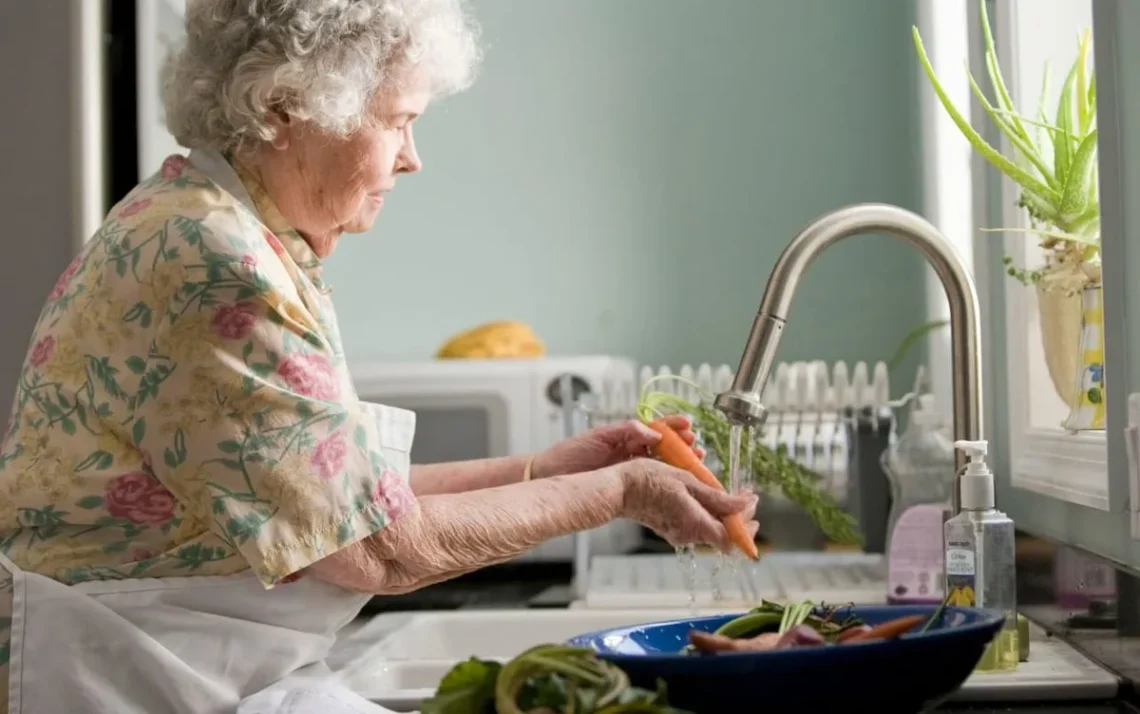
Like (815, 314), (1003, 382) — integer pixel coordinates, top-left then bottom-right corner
(128, 253), (417, 587)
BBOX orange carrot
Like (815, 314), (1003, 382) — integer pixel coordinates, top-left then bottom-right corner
(646, 419), (759, 560)
(842, 614), (926, 643)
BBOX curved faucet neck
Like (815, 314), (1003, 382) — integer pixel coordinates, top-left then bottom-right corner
(713, 202), (983, 514)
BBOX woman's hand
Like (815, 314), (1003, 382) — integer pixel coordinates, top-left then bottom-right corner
(307, 456), (759, 596)
(612, 457), (759, 552)
(531, 415), (703, 479)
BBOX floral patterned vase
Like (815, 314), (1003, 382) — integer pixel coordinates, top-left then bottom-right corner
(1036, 284), (1081, 407)
(1059, 284), (1105, 431)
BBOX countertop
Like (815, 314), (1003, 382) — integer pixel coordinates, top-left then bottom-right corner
(348, 538), (1140, 712)
(935, 704), (1137, 713)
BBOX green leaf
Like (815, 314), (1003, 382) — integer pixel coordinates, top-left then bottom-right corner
(132, 418), (147, 445)
(174, 429), (187, 462)
(913, 28), (1060, 205)
(76, 495), (104, 509)
(123, 302), (154, 329)
(61, 418), (76, 435)
(336, 520), (353, 545)
(1053, 60), (1080, 186)
(979, 0), (1032, 145)
(125, 356), (147, 375)
(888, 320), (949, 372)
(75, 450), (115, 472)
(420, 658), (500, 714)
(225, 514), (263, 544)
(966, 72), (1053, 184)
(218, 440), (242, 454)
(1059, 130), (1099, 217)
(1076, 30), (1093, 135)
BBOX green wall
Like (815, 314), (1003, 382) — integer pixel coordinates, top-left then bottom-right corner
(325, 0), (927, 372)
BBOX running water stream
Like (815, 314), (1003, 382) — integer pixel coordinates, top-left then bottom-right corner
(676, 422), (759, 609)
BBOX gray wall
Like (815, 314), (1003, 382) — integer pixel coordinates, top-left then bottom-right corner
(323, 0), (929, 371)
(0, 3), (84, 418)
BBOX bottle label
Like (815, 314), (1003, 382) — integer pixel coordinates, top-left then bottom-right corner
(887, 504), (945, 604)
(946, 543), (976, 606)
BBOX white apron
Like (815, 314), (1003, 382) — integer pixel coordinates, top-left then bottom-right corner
(0, 150), (418, 714)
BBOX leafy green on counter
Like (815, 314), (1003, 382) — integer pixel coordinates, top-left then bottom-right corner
(420, 644), (691, 714)
(420, 657), (501, 714)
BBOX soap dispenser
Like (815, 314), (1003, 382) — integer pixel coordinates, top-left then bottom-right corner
(944, 440), (1019, 672)
(881, 393), (956, 604)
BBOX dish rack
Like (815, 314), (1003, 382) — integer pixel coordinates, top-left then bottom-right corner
(558, 359), (903, 605)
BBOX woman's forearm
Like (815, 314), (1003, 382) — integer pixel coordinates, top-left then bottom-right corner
(408, 454), (532, 495)
(307, 468), (623, 594)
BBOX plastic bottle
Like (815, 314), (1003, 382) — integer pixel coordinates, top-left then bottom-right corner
(944, 439), (1019, 673)
(881, 394), (956, 604)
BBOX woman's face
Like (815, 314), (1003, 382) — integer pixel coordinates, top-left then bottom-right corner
(256, 85), (429, 257)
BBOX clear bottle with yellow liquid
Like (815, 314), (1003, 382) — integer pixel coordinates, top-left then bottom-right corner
(944, 440), (1019, 673)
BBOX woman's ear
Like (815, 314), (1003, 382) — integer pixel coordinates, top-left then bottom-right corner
(265, 107), (292, 151)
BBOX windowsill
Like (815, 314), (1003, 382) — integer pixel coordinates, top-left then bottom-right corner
(1011, 427), (1108, 511)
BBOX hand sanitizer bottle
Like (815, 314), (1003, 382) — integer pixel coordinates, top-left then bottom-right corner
(944, 439), (1018, 672)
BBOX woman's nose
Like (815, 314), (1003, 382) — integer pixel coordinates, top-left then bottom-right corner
(397, 130), (422, 174)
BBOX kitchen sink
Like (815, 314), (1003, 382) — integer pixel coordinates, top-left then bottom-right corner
(335, 608), (1119, 712)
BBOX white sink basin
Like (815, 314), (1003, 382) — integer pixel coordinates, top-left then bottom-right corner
(336, 607), (737, 711)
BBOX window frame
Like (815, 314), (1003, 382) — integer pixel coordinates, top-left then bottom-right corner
(919, 0), (1109, 511)
(992, 0), (1109, 511)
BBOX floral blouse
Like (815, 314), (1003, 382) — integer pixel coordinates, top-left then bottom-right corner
(0, 153), (417, 590)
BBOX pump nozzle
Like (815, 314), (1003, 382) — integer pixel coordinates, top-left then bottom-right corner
(954, 439), (988, 460)
(954, 439), (994, 509)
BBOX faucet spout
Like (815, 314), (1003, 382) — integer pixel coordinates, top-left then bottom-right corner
(713, 203), (983, 513)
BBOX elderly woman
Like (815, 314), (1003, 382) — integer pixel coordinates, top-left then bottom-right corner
(0, 1), (757, 712)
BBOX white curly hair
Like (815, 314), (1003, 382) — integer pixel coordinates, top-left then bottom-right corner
(162, 0), (481, 151)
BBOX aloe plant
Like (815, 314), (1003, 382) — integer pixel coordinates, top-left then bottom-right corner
(913, 1), (1099, 286)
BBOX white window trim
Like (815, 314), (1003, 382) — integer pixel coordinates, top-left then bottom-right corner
(992, 0), (1109, 510)
(915, 0), (974, 417)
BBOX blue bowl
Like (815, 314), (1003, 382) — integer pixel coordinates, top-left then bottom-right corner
(566, 605), (1004, 714)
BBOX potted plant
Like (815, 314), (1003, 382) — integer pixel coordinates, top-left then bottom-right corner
(913, 2), (1103, 430)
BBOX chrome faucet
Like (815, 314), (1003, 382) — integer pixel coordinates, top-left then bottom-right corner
(713, 203), (983, 513)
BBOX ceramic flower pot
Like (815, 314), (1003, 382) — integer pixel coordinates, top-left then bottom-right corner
(1035, 283), (1082, 407)
(1060, 284), (1106, 431)
(1037, 283), (1105, 431)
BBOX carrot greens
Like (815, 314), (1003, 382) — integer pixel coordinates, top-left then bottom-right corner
(637, 375), (861, 546)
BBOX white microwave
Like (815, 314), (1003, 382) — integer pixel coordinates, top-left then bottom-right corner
(350, 356), (644, 561)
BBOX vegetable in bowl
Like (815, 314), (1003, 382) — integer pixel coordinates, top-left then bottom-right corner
(682, 597), (946, 654)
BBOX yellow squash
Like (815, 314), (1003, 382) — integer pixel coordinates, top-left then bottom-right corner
(435, 320), (545, 359)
